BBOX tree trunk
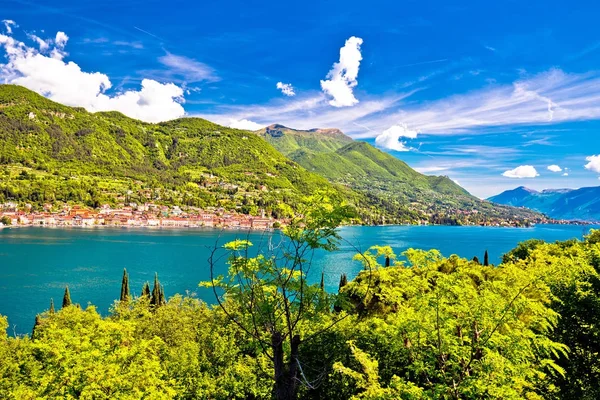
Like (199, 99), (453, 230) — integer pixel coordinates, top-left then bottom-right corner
(272, 331), (301, 400)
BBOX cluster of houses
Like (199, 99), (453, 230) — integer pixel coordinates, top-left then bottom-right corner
(0, 202), (280, 230)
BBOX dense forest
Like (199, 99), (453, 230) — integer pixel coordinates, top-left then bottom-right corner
(0, 197), (599, 399)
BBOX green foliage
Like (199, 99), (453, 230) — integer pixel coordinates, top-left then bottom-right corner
(120, 268), (130, 302)
(62, 286), (71, 308)
(1, 218), (600, 399)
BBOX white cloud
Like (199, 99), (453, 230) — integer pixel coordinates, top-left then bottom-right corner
(372, 69), (600, 135)
(320, 36), (363, 107)
(27, 34), (50, 51)
(562, 172), (569, 176)
(585, 155), (600, 173)
(502, 165), (539, 178)
(55, 32), (68, 48)
(0, 26), (186, 123)
(228, 119), (264, 131)
(276, 82), (295, 96)
(414, 166), (450, 173)
(547, 164), (562, 172)
(158, 52), (218, 83)
(2, 20), (16, 35)
(374, 123), (418, 151)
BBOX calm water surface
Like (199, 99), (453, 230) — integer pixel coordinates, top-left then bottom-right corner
(0, 224), (595, 334)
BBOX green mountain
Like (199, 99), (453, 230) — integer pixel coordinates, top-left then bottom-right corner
(256, 124), (544, 225)
(0, 85), (355, 217)
(489, 186), (600, 221)
(0, 85), (544, 225)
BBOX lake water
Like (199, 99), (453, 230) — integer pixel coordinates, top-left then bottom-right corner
(0, 224), (595, 334)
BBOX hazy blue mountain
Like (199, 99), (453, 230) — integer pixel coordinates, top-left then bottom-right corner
(488, 186), (600, 221)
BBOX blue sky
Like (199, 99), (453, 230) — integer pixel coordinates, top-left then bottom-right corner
(2, 0), (600, 197)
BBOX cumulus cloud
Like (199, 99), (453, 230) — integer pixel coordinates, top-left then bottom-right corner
(585, 155), (600, 173)
(547, 164), (562, 172)
(563, 172), (569, 176)
(320, 36), (363, 107)
(374, 123), (418, 151)
(2, 20), (16, 34)
(502, 165), (539, 178)
(228, 119), (264, 131)
(0, 26), (186, 123)
(276, 82), (295, 96)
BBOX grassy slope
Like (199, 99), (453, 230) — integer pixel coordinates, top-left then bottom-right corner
(256, 124), (544, 224)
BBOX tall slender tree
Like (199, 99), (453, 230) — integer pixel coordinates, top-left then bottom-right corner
(62, 286), (72, 308)
(338, 273), (348, 291)
(151, 273), (163, 306)
(484, 250), (490, 266)
(32, 314), (41, 338)
(385, 256), (391, 267)
(49, 298), (55, 314)
(320, 272), (325, 290)
(141, 282), (151, 297)
(120, 268), (130, 302)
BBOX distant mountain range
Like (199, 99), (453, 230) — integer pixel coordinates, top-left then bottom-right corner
(488, 186), (600, 221)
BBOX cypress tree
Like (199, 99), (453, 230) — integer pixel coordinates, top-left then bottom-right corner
(62, 286), (72, 308)
(120, 268), (130, 302)
(49, 298), (55, 314)
(472, 256), (481, 265)
(141, 282), (151, 297)
(484, 250), (489, 266)
(338, 273), (348, 292)
(320, 272), (325, 291)
(151, 273), (160, 306)
(385, 256), (391, 267)
(32, 314), (41, 338)
(160, 284), (166, 305)
(334, 273), (349, 313)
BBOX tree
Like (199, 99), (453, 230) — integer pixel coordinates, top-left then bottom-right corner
(141, 282), (150, 297)
(62, 286), (71, 308)
(49, 298), (55, 314)
(120, 268), (130, 302)
(0, 216), (10, 226)
(483, 250), (489, 266)
(150, 273), (165, 307)
(338, 273), (348, 291)
(204, 196), (354, 400)
(472, 256), (480, 264)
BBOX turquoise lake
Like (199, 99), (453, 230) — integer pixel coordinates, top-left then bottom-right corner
(0, 224), (595, 334)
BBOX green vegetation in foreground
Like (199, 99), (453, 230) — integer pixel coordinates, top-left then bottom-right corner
(1, 198), (599, 399)
(257, 124), (544, 225)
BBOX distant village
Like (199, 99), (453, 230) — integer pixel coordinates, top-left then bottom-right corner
(0, 202), (282, 230)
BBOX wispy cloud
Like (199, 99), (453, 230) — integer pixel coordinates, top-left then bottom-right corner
(157, 52), (219, 83)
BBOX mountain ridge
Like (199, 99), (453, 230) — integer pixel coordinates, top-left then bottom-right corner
(254, 123), (544, 225)
(489, 185), (600, 221)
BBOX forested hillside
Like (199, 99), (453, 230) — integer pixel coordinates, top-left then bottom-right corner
(257, 124), (545, 225)
(0, 84), (545, 225)
(1, 200), (599, 399)
(0, 85), (357, 218)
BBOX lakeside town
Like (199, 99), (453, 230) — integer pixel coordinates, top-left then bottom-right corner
(0, 201), (590, 230)
(0, 202), (282, 230)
